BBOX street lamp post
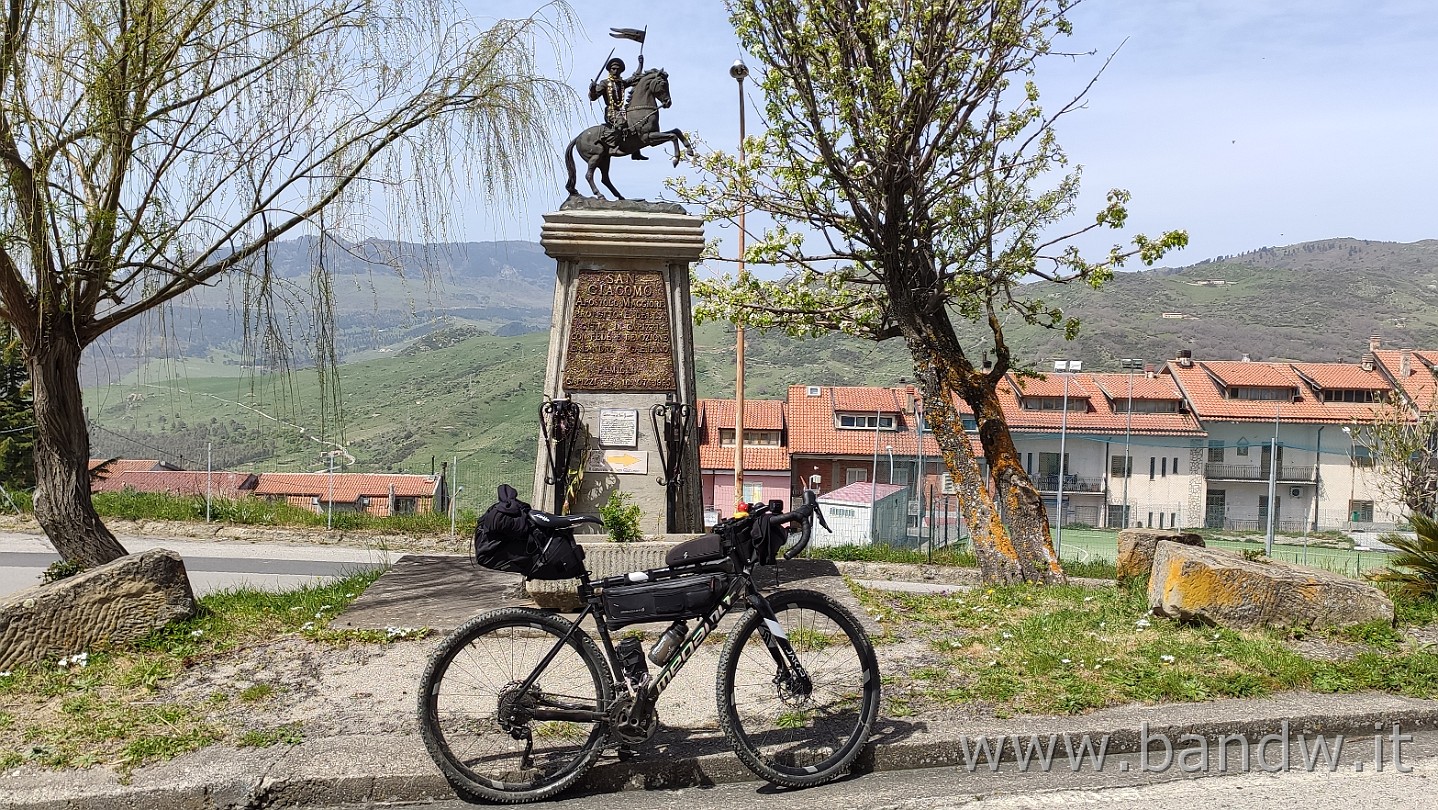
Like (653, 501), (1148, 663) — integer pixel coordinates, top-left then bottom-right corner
(1054, 360), (1082, 556)
(730, 60), (749, 514)
(1264, 400), (1284, 555)
(1119, 359), (1144, 529)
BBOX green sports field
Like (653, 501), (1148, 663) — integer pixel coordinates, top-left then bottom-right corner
(1048, 528), (1394, 577)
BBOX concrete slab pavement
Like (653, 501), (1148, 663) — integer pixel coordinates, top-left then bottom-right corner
(6, 692), (1438, 809)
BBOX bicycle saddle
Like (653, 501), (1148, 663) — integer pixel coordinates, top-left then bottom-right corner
(529, 511), (604, 530)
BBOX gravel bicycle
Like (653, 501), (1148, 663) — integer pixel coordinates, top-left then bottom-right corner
(417, 490), (881, 803)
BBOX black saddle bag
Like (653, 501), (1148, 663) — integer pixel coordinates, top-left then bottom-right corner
(473, 484), (587, 580)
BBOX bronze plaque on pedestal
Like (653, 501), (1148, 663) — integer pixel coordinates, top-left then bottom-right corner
(564, 270), (675, 391)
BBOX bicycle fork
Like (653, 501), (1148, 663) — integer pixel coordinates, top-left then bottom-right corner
(746, 593), (813, 696)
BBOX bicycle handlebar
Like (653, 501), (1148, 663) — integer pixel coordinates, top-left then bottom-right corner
(767, 490), (828, 560)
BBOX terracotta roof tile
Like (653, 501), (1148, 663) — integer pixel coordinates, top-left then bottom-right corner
(1010, 374), (1091, 398)
(88, 458), (167, 480)
(1375, 350), (1438, 410)
(696, 399), (790, 471)
(1291, 363), (1391, 391)
(94, 470), (258, 498)
(997, 374), (1206, 436)
(253, 473), (439, 502)
(1087, 374), (1185, 402)
(1167, 361), (1387, 424)
(698, 398), (785, 430)
(831, 387), (902, 413)
(785, 385), (946, 457)
(1199, 361), (1302, 389)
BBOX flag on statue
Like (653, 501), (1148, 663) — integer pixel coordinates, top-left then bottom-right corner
(609, 27), (646, 43)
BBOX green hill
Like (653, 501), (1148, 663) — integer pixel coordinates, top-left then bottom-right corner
(84, 236), (1438, 499)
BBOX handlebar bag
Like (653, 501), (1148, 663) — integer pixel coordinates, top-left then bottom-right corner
(602, 574), (729, 628)
(473, 483), (587, 580)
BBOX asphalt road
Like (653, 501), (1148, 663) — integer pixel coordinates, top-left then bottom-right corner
(342, 728), (1438, 810)
(0, 532), (399, 597)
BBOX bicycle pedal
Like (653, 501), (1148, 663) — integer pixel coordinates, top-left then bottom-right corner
(616, 745), (639, 761)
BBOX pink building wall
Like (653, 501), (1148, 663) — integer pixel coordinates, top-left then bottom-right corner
(703, 472), (794, 519)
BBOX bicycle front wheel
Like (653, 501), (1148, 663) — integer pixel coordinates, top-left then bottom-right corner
(418, 608), (613, 803)
(717, 588), (880, 788)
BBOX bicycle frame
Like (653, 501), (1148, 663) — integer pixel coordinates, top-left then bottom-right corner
(512, 561), (808, 729)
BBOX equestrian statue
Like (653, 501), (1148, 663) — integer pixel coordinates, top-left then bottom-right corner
(565, 27), (693, 199)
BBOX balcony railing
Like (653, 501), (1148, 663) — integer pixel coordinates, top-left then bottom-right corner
(1032, 474), (1104, 493)
(1203, 463), (1316, 482)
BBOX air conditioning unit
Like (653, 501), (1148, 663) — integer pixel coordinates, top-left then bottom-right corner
(806, 386), (822, 396)
(1289, 486), (1302, 498)
(941, 473), (957, 495)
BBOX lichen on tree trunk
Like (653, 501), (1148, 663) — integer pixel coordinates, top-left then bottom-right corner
(26, 329), (128, 567)
(905, 321), (1065, 586)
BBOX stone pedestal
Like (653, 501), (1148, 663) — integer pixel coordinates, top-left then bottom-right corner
(533, 198), (704, 534)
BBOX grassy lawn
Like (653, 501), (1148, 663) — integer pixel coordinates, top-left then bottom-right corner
(0, 568), (416, 777)
(860, 579), (1438, 721)
(808, 543), (1118, 580)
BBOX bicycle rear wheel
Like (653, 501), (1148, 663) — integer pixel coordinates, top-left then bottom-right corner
(418, 608), (613, 803)
(716, 588), (880, 787)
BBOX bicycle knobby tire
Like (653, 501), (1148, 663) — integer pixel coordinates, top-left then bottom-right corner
(716, 588), (881, 787)
(417, 607), (612, 803)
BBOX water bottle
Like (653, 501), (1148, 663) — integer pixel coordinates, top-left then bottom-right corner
(649, 620), (688, 665)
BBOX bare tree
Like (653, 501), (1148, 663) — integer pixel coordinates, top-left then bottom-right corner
(0, 0), (574, 566)
(673, 0), (1185, 583)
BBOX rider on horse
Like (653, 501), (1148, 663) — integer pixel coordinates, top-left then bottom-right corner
(589, 55), (649, 160)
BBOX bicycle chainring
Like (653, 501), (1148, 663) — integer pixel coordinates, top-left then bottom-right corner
(606, 694), (659, 745)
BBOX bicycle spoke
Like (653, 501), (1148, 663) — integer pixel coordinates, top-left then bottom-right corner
(718, 591), (879, 787)
(419, 610), (609, 801)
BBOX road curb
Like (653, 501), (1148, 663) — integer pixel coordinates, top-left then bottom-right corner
(5, 693), (1438, 808)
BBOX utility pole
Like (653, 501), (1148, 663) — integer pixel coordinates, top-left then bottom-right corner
(731, 59), (749, 514)
(1265, 401), (1282, 555)
(1120, 359), (1144, 528)
(1054, 360), (1081, 556)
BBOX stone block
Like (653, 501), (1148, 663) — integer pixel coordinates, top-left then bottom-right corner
(1147, 541), (1394, 629)
(1116, 528), (1205, 580)
(526, 537), (687, 610)
(0, 548), (198, 670)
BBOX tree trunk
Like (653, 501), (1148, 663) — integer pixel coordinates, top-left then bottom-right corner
(26, 329), (128, 566)
(966, 385), (1065, 584)
(905, 337), (1024, 583)
(898, 308), (1065, 585)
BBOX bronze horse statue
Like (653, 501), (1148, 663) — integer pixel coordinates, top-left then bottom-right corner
(565, 69), (692, 199)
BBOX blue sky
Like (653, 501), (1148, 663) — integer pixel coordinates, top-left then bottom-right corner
(464, 0), (1438, 266)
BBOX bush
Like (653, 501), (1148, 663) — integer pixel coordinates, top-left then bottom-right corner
(1369, 514), (1438, 599)
(41, 559), (86, 583)
(598, 491), (642, 543)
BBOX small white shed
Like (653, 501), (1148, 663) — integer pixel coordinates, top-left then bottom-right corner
(815, 482), (909, 548)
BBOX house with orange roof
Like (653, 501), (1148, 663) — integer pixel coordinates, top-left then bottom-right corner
(1001, 368), (1208, 530)
(696, 398), (790, 527)
(88, 458), (183, 488)
(1166, 350), (1404, 531)
(92, 469), (259, 499)
(783, 384), (952, 495)
(252, 472), (445, 517)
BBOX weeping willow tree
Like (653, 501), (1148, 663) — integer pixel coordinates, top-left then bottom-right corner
(673, 0), (1186, 584)
(0, 0), (574, 566)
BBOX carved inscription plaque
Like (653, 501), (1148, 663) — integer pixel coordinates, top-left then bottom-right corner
(564, 270), (675, 391)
